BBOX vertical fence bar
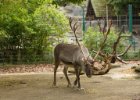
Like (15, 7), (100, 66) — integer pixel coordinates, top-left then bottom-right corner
(82, 6), (86, 34)
(128, 4), (133, 33)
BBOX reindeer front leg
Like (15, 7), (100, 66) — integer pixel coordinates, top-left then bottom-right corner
(74, 66), (81, 89)
(74, 67), (82, 87)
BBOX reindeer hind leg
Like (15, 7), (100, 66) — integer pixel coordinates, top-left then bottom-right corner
(53, 59), (60, 87)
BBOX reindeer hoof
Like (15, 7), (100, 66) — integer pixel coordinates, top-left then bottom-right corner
(74, 87), (85, 91)
(52, 84), (58, 88)
(73, 85), (77, 88)
(67, 84), (72, 88)
(78, 87), (85, 90)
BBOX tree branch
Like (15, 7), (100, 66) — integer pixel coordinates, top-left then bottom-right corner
(116, 56), (128, 64)
(112, 26), (124, 55)
(118, 44), (131, 57)
(94, 20), (112, 60)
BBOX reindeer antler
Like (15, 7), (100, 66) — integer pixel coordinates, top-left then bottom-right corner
(69, 17), (79, 34)
(69, 17), (86, 59)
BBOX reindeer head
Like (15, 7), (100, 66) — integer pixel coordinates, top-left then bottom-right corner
(85, 61), (94, 78)
(82, 57), (94, 78)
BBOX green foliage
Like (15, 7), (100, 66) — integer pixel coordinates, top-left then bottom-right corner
(107, 0), (140, 14)
(0, 0), (69, 64)
(52, 0), (84, 6)
(0, 30), (8, 47)
(33, 4), (68, 36)
(83, 26), (126, 56)
(123, 50), (140, 60)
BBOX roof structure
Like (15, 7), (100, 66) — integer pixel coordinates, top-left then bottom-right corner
(86, 0), (96, 20)
(86, 0), (115, 19)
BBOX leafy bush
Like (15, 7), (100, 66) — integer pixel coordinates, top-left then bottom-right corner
(83, 26), (127, 57)
(0, 0), (69, 64)
(122, 49), (140, 60)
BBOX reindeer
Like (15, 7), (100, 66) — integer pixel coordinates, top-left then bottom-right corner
(53, 43), (94, 89)
(53, 18), (113, 89)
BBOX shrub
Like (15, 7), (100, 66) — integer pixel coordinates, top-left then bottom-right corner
(83, 26), (127, 57)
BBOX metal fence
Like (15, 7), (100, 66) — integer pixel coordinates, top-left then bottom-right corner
(0, 48), (54, 66)
(120, 45), (140, 60)
(0, 46), (139, 66)
(0, 16), (140, 66)
(75, 17), (140, 61)
(0, 45), (140, 66)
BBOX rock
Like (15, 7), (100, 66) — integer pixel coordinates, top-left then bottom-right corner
(133, 66), (140, 72)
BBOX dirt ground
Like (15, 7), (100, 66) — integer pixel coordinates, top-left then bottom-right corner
(0, 62), (140, 100)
